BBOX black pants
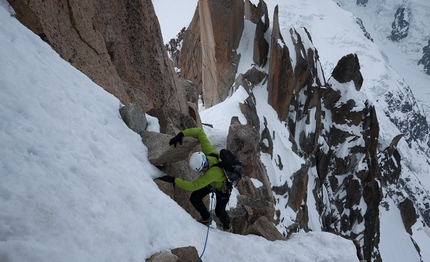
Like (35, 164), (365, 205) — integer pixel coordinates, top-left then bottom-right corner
(190, 186), (231, 228)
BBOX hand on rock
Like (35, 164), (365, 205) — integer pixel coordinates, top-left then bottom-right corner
(169, 132), (184, 147)
(157, 175), (175, 184)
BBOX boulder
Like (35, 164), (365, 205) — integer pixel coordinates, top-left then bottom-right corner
(146, 246), (199, 262)
(119, 103), (147, 133)
(140, 130), (199, 166)
(171, 246), (200, 262)
(235, 67), (267, 93)
(246, 216), (286, 241)
(244, 67), (266, 87)
(146, 252), (177, 262)
(229, 195), (275, 234)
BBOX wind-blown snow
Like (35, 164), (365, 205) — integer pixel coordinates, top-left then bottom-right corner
(0, 1), (360, 261)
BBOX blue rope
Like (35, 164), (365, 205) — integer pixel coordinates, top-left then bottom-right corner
(198, 191), (215, 262)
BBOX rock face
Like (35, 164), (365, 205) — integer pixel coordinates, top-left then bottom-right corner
(383, 77), (430, 154)
(418, 39), (430, 75)
(389, 6), (410, 42)
(226, 116), (278, 238)
(140, 131), (199, 166)
(331, 54), (363, 90)
(8, 0), (192, 134)
(319, 55), (381, 261)
(264, 6), (382, 259)
(266, 6), (294, 121)
(179, 0), (244, 108)
(247, 0), (269, 67)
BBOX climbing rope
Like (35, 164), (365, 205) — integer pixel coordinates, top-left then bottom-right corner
(198, 191), (215, 262)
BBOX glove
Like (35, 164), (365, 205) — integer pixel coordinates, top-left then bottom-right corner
(169, 132), (184, 147)
(158, 175), (175, 184)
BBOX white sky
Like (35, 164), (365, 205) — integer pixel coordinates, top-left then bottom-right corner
(152, 0), (198, 44)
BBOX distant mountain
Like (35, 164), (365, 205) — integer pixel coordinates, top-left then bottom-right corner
(336, 0), (430, 118)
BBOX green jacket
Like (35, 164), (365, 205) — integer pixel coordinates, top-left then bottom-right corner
(174, 128), (226, 191)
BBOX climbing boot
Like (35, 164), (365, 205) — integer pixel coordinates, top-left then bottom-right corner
(197, 216), (213, 226)
(222, 223), (233, 233)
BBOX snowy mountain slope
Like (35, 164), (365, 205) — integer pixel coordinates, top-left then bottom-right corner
(335, 0), (430, 121)
(0, 1), (360, 262)
(262, 0), (430, 204)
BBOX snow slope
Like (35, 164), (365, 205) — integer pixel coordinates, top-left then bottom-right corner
(0, 1), (359, 261)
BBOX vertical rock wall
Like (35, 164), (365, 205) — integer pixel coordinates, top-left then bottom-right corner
(179, 0), (244, 108)
(266, 6), (294, 121)
(8, 0), (192, 133)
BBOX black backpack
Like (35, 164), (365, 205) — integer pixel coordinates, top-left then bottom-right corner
(215, 149), (244, 183)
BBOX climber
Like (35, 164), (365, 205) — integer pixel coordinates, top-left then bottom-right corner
(157, 127), (233, 233)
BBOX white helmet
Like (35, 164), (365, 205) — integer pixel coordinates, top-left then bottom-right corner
(189, 152), (207, 172)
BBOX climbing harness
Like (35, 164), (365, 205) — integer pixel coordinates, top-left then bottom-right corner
(198, 190), (215, 262)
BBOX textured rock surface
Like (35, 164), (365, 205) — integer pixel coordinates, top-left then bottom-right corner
(248, 0), (269, 67)
(8, 0), (191, 134)
(418, 39), (430, 75)
(140, 131), (199, 166)
(331, 54), (363, 91)
(389, 6), (409, 42)
(146, 246), (199, 262)
(267, 6), (294, 121)
(119, 103), (147, 134)
(245, 216), (286, 241)
(265, 8), (382, 258)
(171, 246), (200, 262)
(179, 0), (244, 108)
(146, 251), (177, 262)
